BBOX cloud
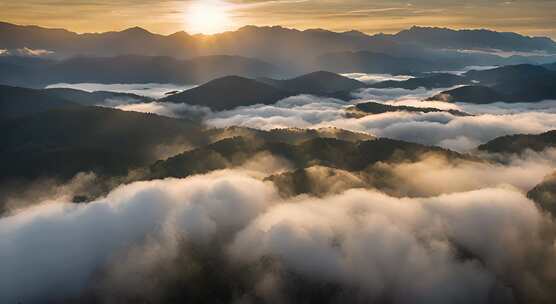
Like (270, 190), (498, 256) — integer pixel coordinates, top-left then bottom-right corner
(457, 99), (556, 115)
(206, 94), (348, 129)
(115, 102), (211, 119)
(2, 154), (556, 303)
(372, 148), (556, 197)
(327, 111), (556, 151)
(203, 93), (556, 152)
(341, 72), (414, 84)
(230, 187), (556, 303)
(0, 171), (278, 303)
(0, 47), (54, 57)
(45, 83), (197, 99)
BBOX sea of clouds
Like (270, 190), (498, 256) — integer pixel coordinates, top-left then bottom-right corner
(3, 72), (556, 303)
(78, 73), (556, 152)
(2, 163), (556, 303)
(46, 83), (197, 99)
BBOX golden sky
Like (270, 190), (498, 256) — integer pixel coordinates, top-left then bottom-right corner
(1, 0), (556, 38)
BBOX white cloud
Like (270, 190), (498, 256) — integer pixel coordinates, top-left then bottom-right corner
(1, 171), (556, 303)
(46, 83), (197, 99)
(203, 93), (556, 151)
(341, 72), (414, 84)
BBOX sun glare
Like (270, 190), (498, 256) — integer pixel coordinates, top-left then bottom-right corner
(184, 0), (233, 35)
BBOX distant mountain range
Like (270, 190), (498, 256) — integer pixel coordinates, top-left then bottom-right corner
(2, 21), (556, 75)
(426, 64), (556, 103)
(315, 51), (433, 75)
(368, 63), (556, 103)
(384, 26), (556, 52)
(0, 54), (280, 87)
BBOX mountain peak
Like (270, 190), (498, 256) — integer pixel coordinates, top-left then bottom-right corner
(121, 26), (152, 35)
(168, 31), (191, 39)
(342, 30), (369, 37)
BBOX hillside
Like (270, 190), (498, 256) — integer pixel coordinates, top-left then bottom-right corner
(477, 130), (556, 154)
(0, 106), (205, 181)
(527, 172), (556, 217)
(148, 136), (466, 179)
(347, 101), (470, 117)
(0, 85), (76, 119)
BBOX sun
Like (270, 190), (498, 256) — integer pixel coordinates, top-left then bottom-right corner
(184, 0), (233, 35)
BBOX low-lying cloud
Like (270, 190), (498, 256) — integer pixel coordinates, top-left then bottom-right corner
(1, 170), (556, 303)
(46, 83), (197, 99)
(115, 102), (211, 119)
(341, 73), (414, 84)
(202, 94), (556, 151)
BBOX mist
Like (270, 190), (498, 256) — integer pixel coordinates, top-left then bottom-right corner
(341, 73), (414, 84)
(46, 83), (197, 99)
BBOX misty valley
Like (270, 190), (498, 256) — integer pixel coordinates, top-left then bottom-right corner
(2, 17), (556, 304)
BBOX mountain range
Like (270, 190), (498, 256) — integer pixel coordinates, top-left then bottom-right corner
(0, 54), (281, 87)
(428, 64), (556, 103)
(2, 21), (556, 76)
(161, 71), (366, 110)
(367, 64), (556, 103)
(385, 26), (556, 52)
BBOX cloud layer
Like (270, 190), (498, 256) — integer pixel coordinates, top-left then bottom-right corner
(1, 170), (556, 303)
(201, 92), (556, 151)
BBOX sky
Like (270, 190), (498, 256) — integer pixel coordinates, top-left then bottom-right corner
(1, 0), (556, 38)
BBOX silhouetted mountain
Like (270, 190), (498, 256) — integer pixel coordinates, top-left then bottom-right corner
(315, 51), (432, 74)
(465, 64), (554, 85)
(388, 26), (556, 52)
(477, 130), (556, 154)
(0, 84), (153, 120)
(348, 101), (470, 117)
(0, 106), (205, 182)
(0, 85), (76, 119)
(44, 88), (152, 105)
(0, 22), (400, 73)
(428, 86), (505, 104)
(0, 54), (280, 87)
(427, 65), (556, 103)
(162, 71), (368, 110)
(161, 76), (292, 111)
(527, 172), (556, 217)
(0, 21), (197, 58)
(257, 71), (366, 95)
(4, 21), (555, 76)
(543, 62), (556, 71)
